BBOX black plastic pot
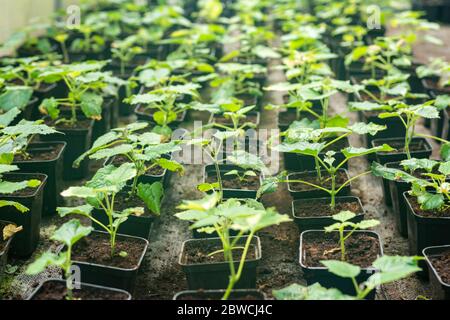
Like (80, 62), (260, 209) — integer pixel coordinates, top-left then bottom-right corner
(292, 196), (364, 232)
(299, 230), (383, 299)
(439, 108), (450, 143)
(26, 279), (132, 300)
(92, 205), (155, 240)
(373, 137), (432, 206)
(0, 173), (47, 257)
(404, 193), (450, 257)
(283, 137), (349, 172)
(179, 236), (261, 291)
(173, 289), (266, 300)
(287, 169), (351, 200)
(13, 142), (66, 216)
(423, 245), (450, 300)
(203, 164), (264, 199)
(73, 231), (149, 293)
(0, 221), (15, 282)
(387, 163), (411, 238)
(42, 119), (94, 180)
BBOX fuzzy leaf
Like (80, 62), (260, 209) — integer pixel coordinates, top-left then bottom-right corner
(137, 182), (164, 215)
(321, 260), (361, 278)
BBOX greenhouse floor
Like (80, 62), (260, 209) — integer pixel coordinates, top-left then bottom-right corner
(1, 24), (449, 300)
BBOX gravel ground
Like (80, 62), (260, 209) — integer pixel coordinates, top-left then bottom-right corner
(1, 22), (449, 301)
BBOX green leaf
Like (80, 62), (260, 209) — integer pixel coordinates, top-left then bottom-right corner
(321, 260), (361, 278)
(356, 219), (380, 229)
(349, 122), (386, 136)
(348, 101), (386, 112)
(89, 144), (134, 160)
(0, 86), (33, 111)
(365, 256), (423, 290)
(51, 219), (93, 247)
(177, 193), (220, 211)
(155, 158), (184, 174)
(227, 150), (267, 173)
(26, 251), (66, 275)
(61, 186), (97, 199)
(343, 144), (394, 158)
(435, 95), (450, 111)
(80, 92), (103, 120)
(438, 161), (450, 175)
(417, 192), (444, 210)
(441, 143), (450, 161)
(39, 98), (60, 120)
(0, 107), (21, 127)
(137, 182), (164, 215)
(400, 158), (438, 172)
(332, 211), (356, 223)
(57, 204), (94, 218)
(0, 200), (29, 213)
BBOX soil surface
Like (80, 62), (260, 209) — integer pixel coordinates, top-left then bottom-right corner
(72, 233), (146, 269)
(14, 144), (64, 162)
(294, 199), (363, 217)
(288, 170), (348, 192)
(30, 281), (130, 300)
(429, 250), (450, 285)
(206, 171), (260, 190)
(405, 195), (450, 218)
(302, 232), (381, 268)
(182, 241), (258, 265)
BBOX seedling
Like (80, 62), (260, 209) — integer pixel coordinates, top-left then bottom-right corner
(38, 61), (108, 126)
(26, 219), (93, 300)
(224, 170), (257, 183)
(74, 122), (183, 197)
(324, 211), (380, 261)
(416, 58), (450, 89)
(274, 123), (393, 208)
(176, 194), (291, 300)
(57, 163), (162, 257)
(111, 36), (144, 76)
(273, 255), (423, 300)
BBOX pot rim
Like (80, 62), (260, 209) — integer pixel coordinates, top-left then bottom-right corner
(423, 245), (450, 289)
(403, 191), (450, 220)
(178, 235), (262, 267)
(12, 141), (67, 164)
(299, 229), (384, 271)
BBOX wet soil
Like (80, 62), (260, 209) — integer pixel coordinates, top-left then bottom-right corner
(14, 144), (64, 162)
(302, 232), (381, 268)
(72, 232), (146, 269)
(294, 199), (363, 217)
(182, 241), (258, 265)
(206, 171), (261, 190)
(429, 250), (450, 285)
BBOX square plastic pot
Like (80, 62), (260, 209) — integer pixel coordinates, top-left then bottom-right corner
(292, 196), (364, 232)
(179, 236), (261, 291)
(423, 245), (450, 300)
(0, 221), (15, 282)
(13, 142), (66, 216)
(299, 230), (383, 299)
(0, 173), (47, 257)
(72, 231), (149, 293)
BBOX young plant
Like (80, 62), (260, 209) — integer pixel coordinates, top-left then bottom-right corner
(372, 160), (450, 212)
(38, 61), (107, 126)
(0, 116), (59, 162)
(273, 255), (423, 300)
(274, 123), (393, 208)
(224, 169), (257, 183)
(26, 219), (93, 300)
(416, 58), (450, 89)
(111, 36), (144, 76)
(0, 56), (54, 90)
(265, 78), (362, 128)
(126, 83), (200, 133)
(74, 122), (183, 197)
(176, 194), (291, 300)
(324, 211), (380, 261)
(57, 163), (160, 257)
(69, 24), (106, 56)
(209, 99), (257, 132)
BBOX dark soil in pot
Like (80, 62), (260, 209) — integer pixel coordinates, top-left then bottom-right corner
(92, 191), (156, 239)
(0, 173), (47, 257)
(405, 194), (450, 259)
(423, 245), (450, 300)
(28, 279), (132, 300)
(72, 231), (149, 292)
(284, 136), (349, 171)
(204, 165), (262, 199)
(42, 118), (94, 180)
(174, 289), (265, 300)
(292, 196), (364, 232)
(300, 230), (382, 298)
(179, 236), (261, 290)
(13, 142), (66, 216)
(373, 137), (432, 206)
(287, 169), (350, 200)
